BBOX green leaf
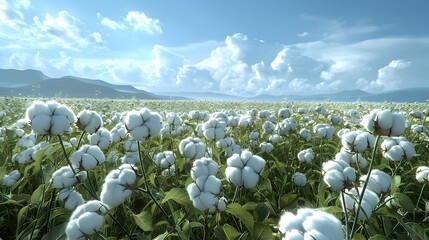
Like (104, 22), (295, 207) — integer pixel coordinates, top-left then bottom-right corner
(393, 192), (414, 214)
(133, 211), (153, 232)
(369, 235), (388, 240)
(31, 185), (44, 204)
(162, 188), (192, 205)
(391, 175), (401, 194)
(225, 203), (254, 231)
(255, 202), (271, 222)
(280, 194), (299, 210)
(214, 224), (241, 240)
(153, 231), (169, 240)
(41, 222), (67, 240)
(251, 222), (273, 240)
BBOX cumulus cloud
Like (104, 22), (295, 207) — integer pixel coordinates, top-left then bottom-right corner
(365, 59), (411, 92)
(0, 0), (30, 27)
(98, 11), (162, 35)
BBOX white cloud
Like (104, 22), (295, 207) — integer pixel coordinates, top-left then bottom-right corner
(97, 13), (126, 30)
(298, 32), (309, 37)
(365, 59), (411, 92)
(0, 0), (29, 27)
(125, 11), (162, 34)
(176, 65), (217, 91)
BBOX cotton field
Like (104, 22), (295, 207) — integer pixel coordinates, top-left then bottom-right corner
(0, 97), (428, 239)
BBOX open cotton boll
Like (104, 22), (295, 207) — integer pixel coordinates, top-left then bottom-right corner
(202, 118), (226, 141)
(216, 137), (235, 148)
(416, 166), (429, 183)
(342, 130), (375, 153)
(76, 110), (102, 134)
(412, 124), (427, 134)
(299, 128), (311, 141)
(2, 170), (21, 187)
(65, 219), (85, 240)
(58, 188), (84, 210)
(343, 167), (356, 181)
(77, 212), (105, 235)
(110, 123), (127, 142)
(225, 150), (265, 189)
(179, 137), (206, 160)
(350, 153), (369, 169)
(276, 118), (297, 136)
(313, 124), (334, 139)
(71, 145), (105, 170)
(124, 108), (162, 141)
(51, 166), (79, 189)
(292, 172), (307, 187)
(225, 167), (243, 187)
(323, 170), (345, 191)
(166, 114), (182, 126)
(297, 148), (314, 163)
(260, 142), (273, 153)
(121, 152), (139, 164)
(191, 157), (218, 180)
(17, 133), (36, 149)
(88, 128), (111, 150)
(100, 164), (137, 208)
(262, 121), (276, 134)
(153, 151), (175, 169)
(67, 200), (106, 239)
(361, 109), (406, 136)
(278, 108), (291, 119)
(248, 131), (259, 140)
(381, 137), (415, 161)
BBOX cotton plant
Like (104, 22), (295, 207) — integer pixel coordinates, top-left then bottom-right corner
(341, 187), (380, 220)
(2, 170), (21, 187)
(278, 208), (344, 240)
(225, 150), (266, 189)
(66, 200), (108, 239)
(17, 133), (36, 149)
(71, 145), (105, 171)
(123, 108), (162, 141)
(179, 137), (206, 161)
(278, 108), (291, 119)
(58, 187), (85, 210)
(166, 113), (182, 126)
(361, 109), (406, 136)
(227, 116), (240, 127)
(262, 121), (276, 134)
(153, 151), (175, 169)
(258, 110), (270, 119)
(76, 110), (103, 134)
(100, 164), (138, 209)
(238, 115), (253, 127)
(313, 124), (335, 139)
(88, 128), (111, 150)
(341, 130), (376, 153)
(25, 100), (76, 135)
(381, 137), (415, 161)
(269, 134), (283, 144)
(248, 131), (259, 141)
(297, 148), (314, 163)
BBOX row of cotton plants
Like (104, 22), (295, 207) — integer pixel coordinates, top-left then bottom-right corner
(0, 97), (428, 239)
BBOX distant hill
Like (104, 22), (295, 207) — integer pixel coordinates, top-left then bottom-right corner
(0, 69), (186, 100)
(361, 88), (429, 102)
(157, 91), (245, 101)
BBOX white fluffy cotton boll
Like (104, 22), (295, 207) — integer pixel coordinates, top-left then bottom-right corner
(269, 134), (283, 143)
(191, 157), (219, 180)
(166, 113), (182, 126)
(299, 128), (311, 141)
(13, 148), (34, 164)
(58, 188), (84, 210)
(202, 118), (226, 141)
(313, 124), (334, 139)
(293, 172), (307, 187)
(2, 170), (21, 187)
(26, 100), (76, 135)
(123, 139), (138, 152)
(249, 131), (259, 140)
(343, 167), (356, 181)
(262, 121), (276, 134)
(323, 170), (345, 191)
(276, 118), (297, 136)
(381, 137), (415, 161)
(361, 109), (406, 136)
(337, 128), (350, 138)
(238, 115), (254, 127)
(278, 108), (291, 119)
(121, 152), (139, 164)
(71, 145), (105, 170)
(153, 151), (175, 169)
(187, 175), (221, 211)
(227, 116), (240, 127)
(51, 166), (79, 189)
(329, 114), (342, 124)
(412, 124), (427, 134)
(225, 150), (266, 189)
(341, 130), (375, 153)
(67, 200), (106, 239)
(110, 123), (127, 142)
(179, 137), (206, 160)
(76, 110), (103, 134)
(124, 108), (162, 141)
(226, 144), (242, 157)
(216, 137), (235, 148)
(259, 142), (273, 153)
(360, 169), (392, 194)
(88, 128), (111, 150)
(17, 133), (36, 149)
(297, 148), (314, 163)
(409, 110), (424, 119)
(350, 153), (369, 169)
(416, 166), (429, 183)
(100, 164), (137, 209)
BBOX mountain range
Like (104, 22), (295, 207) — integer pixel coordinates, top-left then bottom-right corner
(0, 68), (428, 102)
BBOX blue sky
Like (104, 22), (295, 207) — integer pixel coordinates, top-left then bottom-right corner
(1, 0), (428, 96)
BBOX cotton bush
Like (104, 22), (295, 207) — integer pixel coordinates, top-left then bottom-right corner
(25, 100), (76, 135)
(76, 110), (103, 134)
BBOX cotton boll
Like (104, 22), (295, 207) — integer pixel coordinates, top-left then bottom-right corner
(278, 212), (304, 234)
(51, 166), (78, 189)
(58, 188), (84, 210)
(100, 164), (137, 208)
(260, 142), (273, 153)
(284, 229), (304, 240)
(88, 128), (111, 150)
(297, 149), (314, 163)
(299, 128), (311, 141)
(323, 170), (345, 191)
(66, 219), (85, 240)
(278, 108), (291, 119)
(76, 212), (104, 235)
(216, 137), (235, 148)
(322, 161), (343, 173)
(246, 155), (266, 174)
(227, 154), (245, 168)
(225, 167), (242, 187)
(187, 183), (201, 199)
(2, 170), (21, 187)
(293, 172), (307, 187)
(262, 121), (276, 134)
(242, 166), (260, 189)
(217, 197), (227, 212)
(179, 137), (206, 160)
(76, 110), (103, 134)
(226, 144), (242, 157)
(416, 166), (429, 183)
(154, 151), (175, 169)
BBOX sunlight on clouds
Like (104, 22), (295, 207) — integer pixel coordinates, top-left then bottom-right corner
(125, 11), (162, 34)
